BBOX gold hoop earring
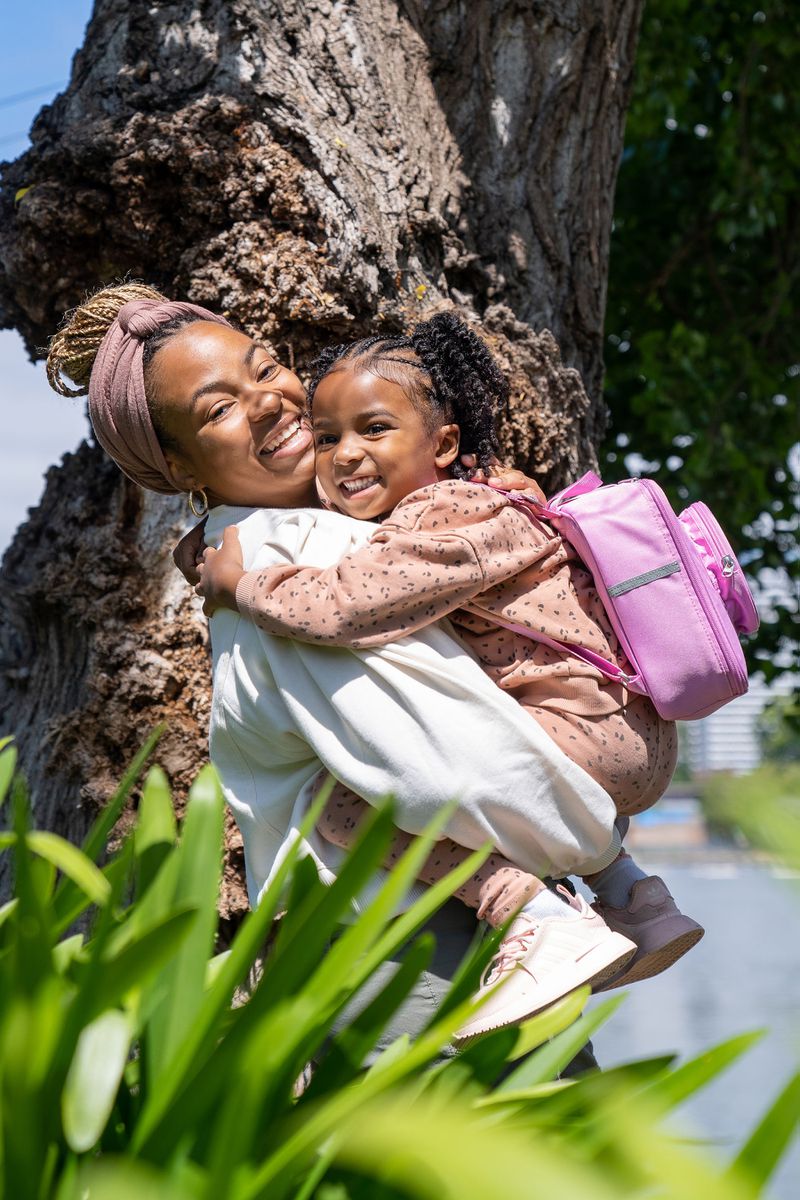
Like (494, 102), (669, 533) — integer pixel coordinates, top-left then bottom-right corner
(188, 488), (209, 518)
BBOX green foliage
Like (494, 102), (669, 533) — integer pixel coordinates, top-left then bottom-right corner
(757, 693), (800, 761)
(605, 0), (799, 679)
(0, 735), (798, 1198)
(697, 761), (800, 860)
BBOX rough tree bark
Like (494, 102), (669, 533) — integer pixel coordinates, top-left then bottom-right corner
(0, 0), (643, 915)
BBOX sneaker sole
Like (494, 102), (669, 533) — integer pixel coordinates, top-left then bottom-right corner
(596, 923), (704, 990)
(454, 933), (636, 1043)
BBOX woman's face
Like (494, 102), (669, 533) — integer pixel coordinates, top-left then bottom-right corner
(154, 321), (317, 509)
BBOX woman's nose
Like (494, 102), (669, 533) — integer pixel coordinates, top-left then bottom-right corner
(247, 386), (283, 423)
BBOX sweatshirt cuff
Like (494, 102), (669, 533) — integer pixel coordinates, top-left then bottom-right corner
(235, 569), (263, 617)
(575, 824), (623, 876)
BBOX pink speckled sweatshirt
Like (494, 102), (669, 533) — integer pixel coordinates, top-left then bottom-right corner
(235, 480), (677, 813)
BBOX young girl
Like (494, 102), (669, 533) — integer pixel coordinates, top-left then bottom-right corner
(196, 312), (703, 1035)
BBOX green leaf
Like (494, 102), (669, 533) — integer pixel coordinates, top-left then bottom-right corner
(135, 765), (178, 895)
(81, 725), (165, 865)
(496, 995), (624, 1091)
(52, 933), (85, 974)
(75, 1158), (199, 1200)
(507, 988), (591, 1060)
(144, 764), (223, 1085)
(0, 740), (17, 805)
(135, 765), (177, 853)
(51, 850), (134, 940)
(27, 831), (112, 906)
(728, 1070), (800, 1190)
(63, 1010), (133, 1152)
(87, 906), (199, 1018)
(308, 933), (436, 1100)
(332, 1090), (622, 1200)
(634, 1030), (763, 1114)
(49, 728), (165, 929)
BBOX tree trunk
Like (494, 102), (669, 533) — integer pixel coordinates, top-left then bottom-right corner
(0, 0), (642, 916)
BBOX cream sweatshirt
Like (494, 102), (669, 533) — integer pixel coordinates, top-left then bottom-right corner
(205, 504), (616, 908)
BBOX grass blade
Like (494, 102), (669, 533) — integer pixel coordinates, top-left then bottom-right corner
(27, 831), (112, 907)
(62, 1010), (133, 1152)
(0, 740), (17, 806)
(496, 995), (624, 1091)
(728, 1069), (800, 1191)
(144, 765), (224, 1086)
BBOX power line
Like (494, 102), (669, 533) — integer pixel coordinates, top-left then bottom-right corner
(0, 82), (66, 110)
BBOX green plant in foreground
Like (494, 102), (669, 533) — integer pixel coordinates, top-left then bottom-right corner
(0, 733), (798, 1199)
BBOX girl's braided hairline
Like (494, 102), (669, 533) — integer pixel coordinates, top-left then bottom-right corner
(307, 313), (506, 478)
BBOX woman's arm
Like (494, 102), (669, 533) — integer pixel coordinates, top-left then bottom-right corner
(198, 481), (556, 648)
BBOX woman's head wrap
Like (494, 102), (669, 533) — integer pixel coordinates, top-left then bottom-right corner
(87, 298), (231, 493)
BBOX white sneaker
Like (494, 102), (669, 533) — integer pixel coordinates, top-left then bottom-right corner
(454, 889), (636, 1042)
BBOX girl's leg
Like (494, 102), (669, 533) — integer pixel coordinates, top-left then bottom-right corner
(522, 701), (701, 984)
(316, 775), (637, 1039)
(318, 778), (546, 927)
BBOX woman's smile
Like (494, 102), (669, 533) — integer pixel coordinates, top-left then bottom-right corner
(259, 416), (312, 459)
(152, 322), (318, 509)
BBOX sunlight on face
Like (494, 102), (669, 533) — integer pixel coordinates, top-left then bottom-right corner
(152, 322), (317, 510)
(312, 365), (460, 520)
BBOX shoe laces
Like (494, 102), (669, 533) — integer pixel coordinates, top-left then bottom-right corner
(483, 920), (538, 984)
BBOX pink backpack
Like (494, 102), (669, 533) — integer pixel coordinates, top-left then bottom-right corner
(490, 472), (760, 722)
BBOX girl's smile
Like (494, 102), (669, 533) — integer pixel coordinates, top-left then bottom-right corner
(312, 365), (460, 520)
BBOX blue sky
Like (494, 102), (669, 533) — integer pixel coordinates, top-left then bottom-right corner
(0, 1), (94, 552)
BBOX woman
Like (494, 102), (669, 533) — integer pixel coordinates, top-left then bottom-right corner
(46, 283), (628, 1039)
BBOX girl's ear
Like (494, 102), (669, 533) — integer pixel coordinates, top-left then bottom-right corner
(433, 423), (461, 470)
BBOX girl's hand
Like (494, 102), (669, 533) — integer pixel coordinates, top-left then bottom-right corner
(172, 518), (208, 586)
(195, 525), (245, 617)
(459, 454), (546, 503)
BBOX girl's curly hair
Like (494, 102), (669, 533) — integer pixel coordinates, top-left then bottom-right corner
(307, 312), (506, 478)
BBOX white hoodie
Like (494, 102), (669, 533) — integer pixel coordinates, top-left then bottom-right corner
(205, 505), (616, 907)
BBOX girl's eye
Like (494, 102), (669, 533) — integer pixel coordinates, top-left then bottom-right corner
(365, 422), (390, 435)
(258, 362), (281, 382)
(209, 401), (233, 421)
(315, 433), (337, 447)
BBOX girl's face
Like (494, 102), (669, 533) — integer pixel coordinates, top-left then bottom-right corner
(153, 322), (317, 509)
(312, 364), (460, 520)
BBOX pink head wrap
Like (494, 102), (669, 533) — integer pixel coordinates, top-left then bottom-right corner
(88, 298), (232, 494)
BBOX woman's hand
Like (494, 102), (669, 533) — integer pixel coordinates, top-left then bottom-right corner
(195, 526), (245, 617)
(173, 519), (208, 586)
(459, 454), (546, 503)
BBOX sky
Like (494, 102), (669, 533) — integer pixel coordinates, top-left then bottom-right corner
(0, 1), (95, 553)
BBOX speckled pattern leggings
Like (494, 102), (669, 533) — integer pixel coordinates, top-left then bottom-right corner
(316, 701), (677, 928)
(523, 698), (679, 818)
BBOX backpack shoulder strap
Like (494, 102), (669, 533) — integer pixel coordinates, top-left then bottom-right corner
(463, 600), (641, 689)
(470, 476), (643, 691)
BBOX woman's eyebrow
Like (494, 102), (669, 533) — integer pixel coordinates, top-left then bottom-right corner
(189, 344), (269, 409)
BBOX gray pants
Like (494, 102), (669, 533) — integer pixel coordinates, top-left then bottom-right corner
(329, 897), (479, 1064)
(327, 898), (597, 1076)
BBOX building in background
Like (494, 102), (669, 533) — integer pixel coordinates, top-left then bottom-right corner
(684, 675), (795, 775)
(684, 568), (797, 775)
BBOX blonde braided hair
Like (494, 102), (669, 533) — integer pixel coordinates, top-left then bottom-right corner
(46, 282), (168, 397)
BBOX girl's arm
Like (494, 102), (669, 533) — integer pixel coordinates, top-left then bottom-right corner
(198, 481), (556, 648)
